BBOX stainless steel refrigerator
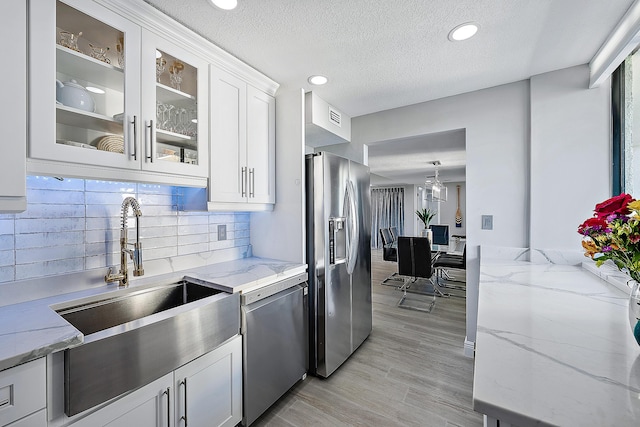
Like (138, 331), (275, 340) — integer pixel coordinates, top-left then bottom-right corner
(306, 151), (372, 378)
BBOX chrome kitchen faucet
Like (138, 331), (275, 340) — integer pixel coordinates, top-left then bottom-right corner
(105, 197), (144, 287)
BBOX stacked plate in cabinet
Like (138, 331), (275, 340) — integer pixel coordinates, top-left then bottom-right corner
(96, 135), (124, 153)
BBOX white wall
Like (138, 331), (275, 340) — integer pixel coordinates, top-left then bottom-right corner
(353, 65), (611, 351)
(530, 66), (611, 250)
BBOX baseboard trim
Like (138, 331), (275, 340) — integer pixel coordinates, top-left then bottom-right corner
(464, 337), (475, 358)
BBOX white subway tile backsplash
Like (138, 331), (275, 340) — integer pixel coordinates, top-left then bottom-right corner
(16, 204), (85, 219)
(3, 177), (250, 285)
(85, 180), (136, 193)
(0, 219), (15, 235)
(209, 213), (235, 224)
(140, 226), (178, 239)
(85, 192), (133, 205)
(16, 244), (85, 264)
(145, 246), (178, 260)
(178, 242), (209, 256)
(27, 189), (85, 205)
(178, 224), (209, 236)
(16, 258), (84, 280)
(86, 229), (119, 244)
(137, 193), (175, 206)
(16, 231), (84, 249)
(0, 250), (15, 267)
(178, 233), (209, 246)
(178, 215), (209, 226)
(0, 266), (15, 283)
(26, 176), (84, 191)
(144, 236), (178, 250)
(16, 218), (85, 234)
(0, 235), (13, 251)
(143, 216), (179, 228)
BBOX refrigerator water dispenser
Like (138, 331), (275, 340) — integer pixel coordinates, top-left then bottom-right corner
(328, 217), (346, 265)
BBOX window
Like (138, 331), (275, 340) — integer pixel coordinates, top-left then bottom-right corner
(613, 49), (640, 195)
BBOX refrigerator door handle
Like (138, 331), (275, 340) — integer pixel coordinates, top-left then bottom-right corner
(344, 180), (359, 274)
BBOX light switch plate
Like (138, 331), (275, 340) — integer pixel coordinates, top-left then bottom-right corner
(218, 224), (227, 240)
(481, 215), (493, 230)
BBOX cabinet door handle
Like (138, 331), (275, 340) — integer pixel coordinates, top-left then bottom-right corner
(249, 168), (255, 197)
(146, 120), (154, 163)
(131, 116), (138, 161)
(241, 167), (247, 197)
(179, 378), (188, 426)
(162, 387), (170, 427)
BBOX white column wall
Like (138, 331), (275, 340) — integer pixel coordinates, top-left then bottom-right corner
(251, 88), (306, 263)
(353, 81), (531, 350)
(530, 66), (611, 251)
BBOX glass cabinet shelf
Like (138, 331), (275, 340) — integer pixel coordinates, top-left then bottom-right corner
(56, 45), (124, 91)
(156, 128), (196, 148)
(156, 83), (195, 106)
(56, 104), (123, 134)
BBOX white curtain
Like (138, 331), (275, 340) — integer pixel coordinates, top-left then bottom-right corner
(371, 187), (404, 248)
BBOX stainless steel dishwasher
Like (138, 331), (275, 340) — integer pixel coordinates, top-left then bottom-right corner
(241, 272), (308, 426)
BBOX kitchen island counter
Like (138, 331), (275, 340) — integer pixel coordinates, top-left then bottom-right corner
(0, 256), (306, 372)
(474, 257), (640, 426)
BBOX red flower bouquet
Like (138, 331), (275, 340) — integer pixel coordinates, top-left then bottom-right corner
(578, 194), (640, 281)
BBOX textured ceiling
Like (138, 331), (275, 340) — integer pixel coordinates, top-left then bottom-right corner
(143, 0), (633, 184)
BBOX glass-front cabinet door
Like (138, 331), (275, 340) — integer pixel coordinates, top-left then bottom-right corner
(140, 31), (208, 177)
(29, 0), (141, 169)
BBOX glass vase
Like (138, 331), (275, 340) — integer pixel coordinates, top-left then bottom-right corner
(630, 280), (640, 346)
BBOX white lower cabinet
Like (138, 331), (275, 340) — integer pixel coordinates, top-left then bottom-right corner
(174, 335), (242, 427)
(67, 373), (172, 427)
(65, 335), (242, 427)
(0, 358), (46, 427)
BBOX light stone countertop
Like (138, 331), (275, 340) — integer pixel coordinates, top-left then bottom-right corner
(474, 258), (640, 426)
(0, 257), (306, 372)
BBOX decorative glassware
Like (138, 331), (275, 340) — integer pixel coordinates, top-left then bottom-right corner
(116, 35), (124, 69)
(59, 30), (82, 52)
(89, 43), (110, 64)
(629, 280), (640, 347)
(169, 61), (184, 91)
(156, 57), (167, 83)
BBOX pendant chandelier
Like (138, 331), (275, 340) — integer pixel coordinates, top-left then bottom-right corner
(425, 161), (448, 202)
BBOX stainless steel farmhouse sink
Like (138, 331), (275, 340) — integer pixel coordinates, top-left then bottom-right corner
(53, 279), (240, 416)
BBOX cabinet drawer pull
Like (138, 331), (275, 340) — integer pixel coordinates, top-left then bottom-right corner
(179, 378), (188, 426)
(249, 168), (255, 197)
(146, 120), (154, 163)
(162, 387), (170, 427)
(241, 167), (247, 197)
(0, 397), (9, 408)
(131, 116), (138, 161)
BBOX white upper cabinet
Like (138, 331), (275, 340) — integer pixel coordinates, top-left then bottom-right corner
(140, 30), (208, 178)
(209, 66), (275, 210)
(246, 86), (276, 205)
(28, 0), (208, 185)
(0, 0), (27, 212)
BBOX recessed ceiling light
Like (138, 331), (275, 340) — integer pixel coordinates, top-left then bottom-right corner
(448, 22), (479, 41)
(209, 0), (237, 10)
(308, 75), (328, 85)
(85, 86), (105, 94)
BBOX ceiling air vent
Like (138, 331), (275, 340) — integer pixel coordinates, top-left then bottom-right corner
(328, 107), (342, 128)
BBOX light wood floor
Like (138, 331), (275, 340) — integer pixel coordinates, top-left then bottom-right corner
(253, 249), (482, 427)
